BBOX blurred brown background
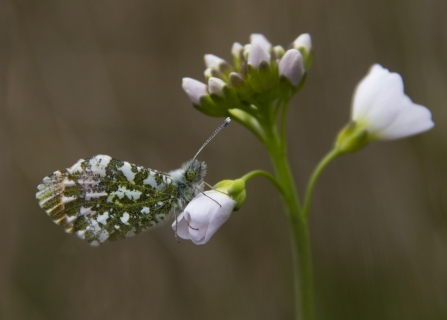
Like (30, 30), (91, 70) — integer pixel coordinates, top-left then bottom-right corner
(1, 0), (446, 319)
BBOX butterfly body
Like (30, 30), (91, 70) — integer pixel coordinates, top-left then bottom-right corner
(36, 155), (206, 246)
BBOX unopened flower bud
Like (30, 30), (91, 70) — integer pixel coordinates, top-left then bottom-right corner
(292, 33), (313, 70)
(208, 77), (227, 98)
(272, 45), (285, 61)
(204, 54), (232, 75)
(232, 42), (244, 71)
(293, 33), (312, 53)
(229, 72), (245, 88)
(250, 33), (272, 53)
(278, 49), (305, 87)
(182, 78), (208, 105)
(204, 68), (228, 82)
(213, 179), (246, 211)
(243, 44), (251, 60)
(247, 43), (270, 70)
(172, 190), (236, 245)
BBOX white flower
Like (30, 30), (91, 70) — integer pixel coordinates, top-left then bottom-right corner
(173, 191), (236, 245)
(352, 64), (434, 140)
(182, 78), (208, 105)
(278, 49), (305, 87)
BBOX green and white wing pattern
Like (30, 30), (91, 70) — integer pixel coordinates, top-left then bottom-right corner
(36, 155), (177, 246)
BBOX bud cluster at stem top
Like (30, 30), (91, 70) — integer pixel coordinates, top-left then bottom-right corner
(182, 33), (313, 118)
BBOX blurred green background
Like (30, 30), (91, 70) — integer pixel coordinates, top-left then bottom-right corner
(1, 0), (446, 319)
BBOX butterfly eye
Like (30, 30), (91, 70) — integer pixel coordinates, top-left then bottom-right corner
(185, 169), (196, 182)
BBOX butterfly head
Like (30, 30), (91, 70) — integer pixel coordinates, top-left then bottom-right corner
(183, 159), (207, 183)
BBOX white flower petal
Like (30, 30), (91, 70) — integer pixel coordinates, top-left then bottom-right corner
(182, 78), (208, 105)
(174, 212), (191, 240)
(247, 43), (270, 69)
(250, 33), (272, 52)
(376, 102), (434, 139)
(351, 64), (434, 139)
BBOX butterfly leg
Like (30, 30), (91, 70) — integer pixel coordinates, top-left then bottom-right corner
(173, 208), (180, 243)
(204, 181), (230, 197)
(194, 186), (222, 207)
(185, 217), (199, 231)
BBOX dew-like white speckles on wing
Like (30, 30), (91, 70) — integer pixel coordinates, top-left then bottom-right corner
(118, 161), (136, 181)
(36, 155), (207, 246)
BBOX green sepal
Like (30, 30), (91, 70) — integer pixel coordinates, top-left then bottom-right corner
(258, 61), (276, 91)
(195, 95), (228, 117)
(228, 108), (265, 140)
(209, 85), (244, 112)
(204, 68), (228, 82)
(279, 73), (308, 99)
(218, 62), (233, 77)
(272, 45), (285, 61)
(229, 73), (257, 104)
(298, 48), (313, 71)
(247, 65), (264, 94)
(335, 121), (370, 153)
(213, 179), (246, 211)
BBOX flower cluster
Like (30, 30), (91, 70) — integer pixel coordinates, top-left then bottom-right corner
(182, 33), (313, 118)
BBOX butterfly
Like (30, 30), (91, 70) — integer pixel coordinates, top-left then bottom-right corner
(36, 118), (230, 246)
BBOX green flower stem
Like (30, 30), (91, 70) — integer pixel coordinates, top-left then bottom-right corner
(279, 98), (290, 148)
(240, 170), (284, 196)
(263, 125), (315, 320)
(228, 109), (267, 145)
(302, 148), (341, 218)
(232, 98), (338, 320)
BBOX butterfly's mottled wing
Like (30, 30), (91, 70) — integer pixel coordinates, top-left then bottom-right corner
(36, 155), (177, 246)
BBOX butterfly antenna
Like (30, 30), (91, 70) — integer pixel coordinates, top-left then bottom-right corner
(193, 117), (231, 160)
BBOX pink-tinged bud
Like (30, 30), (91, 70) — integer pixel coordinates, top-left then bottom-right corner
(182, 78), (208, 105)
(278, 49), (305, 87)
(208, 77), (226, 98)
(204, 54), (232, 74)
(247, 43), (270, 69)
(250, 33), (272, 52)
(173, 191), (236, 245)
(204, 54), (224, 68)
